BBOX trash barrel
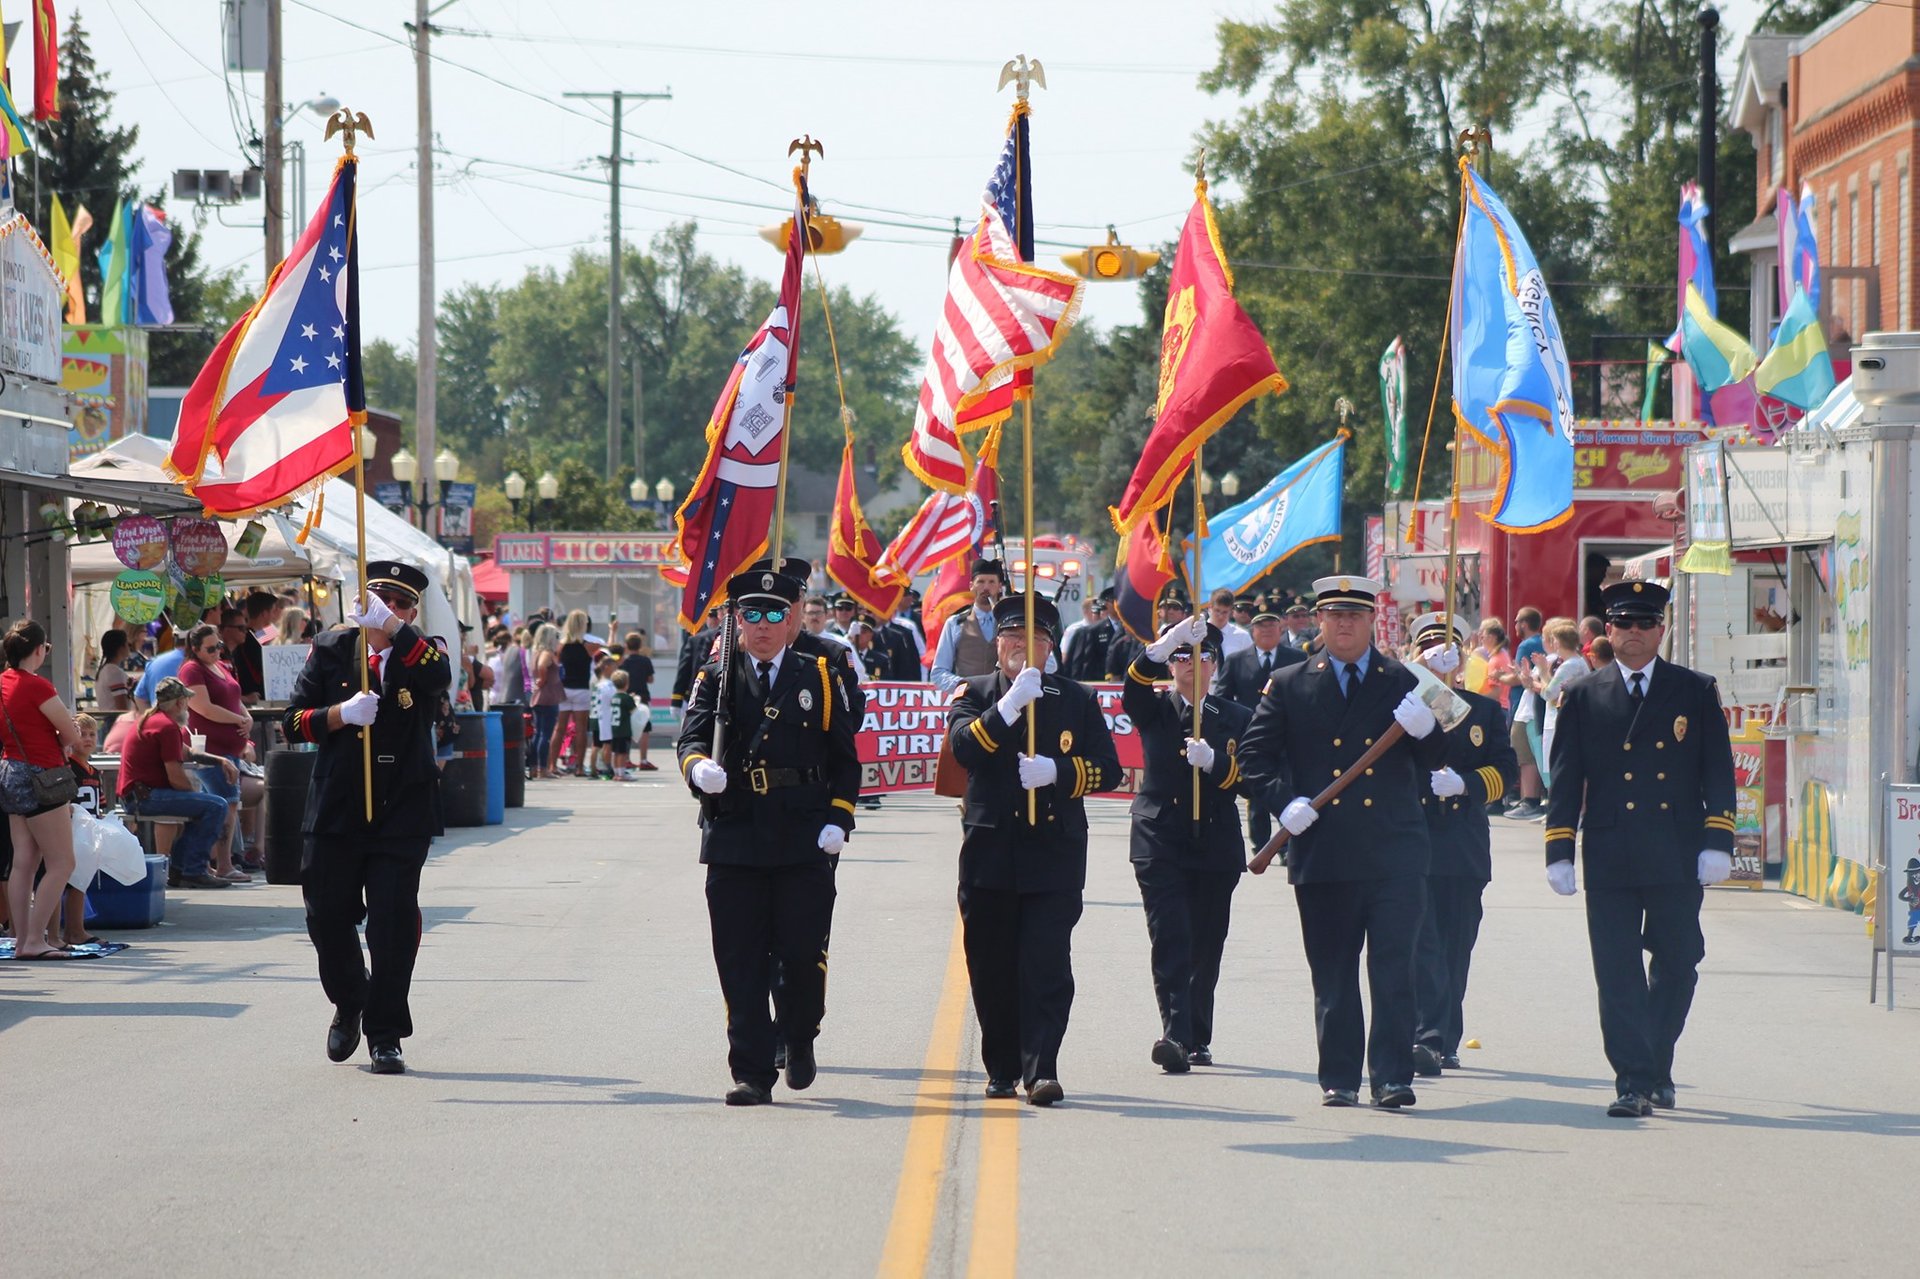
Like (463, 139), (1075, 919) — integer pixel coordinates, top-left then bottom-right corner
(498, 704), (526, 808)
(482, 711), (504, 825)
(443, 712), (490, 827)
(263, 748), (317, 885)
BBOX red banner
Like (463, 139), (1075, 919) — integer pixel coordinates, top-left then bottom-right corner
(857, 681), (1148, 795)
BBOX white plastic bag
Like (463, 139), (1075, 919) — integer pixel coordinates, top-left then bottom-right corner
(70, 805), (146, 889)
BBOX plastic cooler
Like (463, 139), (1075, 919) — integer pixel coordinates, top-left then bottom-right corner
(85, 853), (168, 929)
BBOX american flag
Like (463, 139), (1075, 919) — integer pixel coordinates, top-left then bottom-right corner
(168, 158), (363, 518)
(901, 107), (1082, 493)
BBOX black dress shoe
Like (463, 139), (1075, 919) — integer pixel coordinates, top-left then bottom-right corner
(1411, 1044), (1444, 1077)
(326, 1009), (362, 1063)
(1187, 1046), (1213, 1067)
(1649, 1085), (1676, 1110)
(1151, 1038), (1191, 1074)
(1026, 1079), (1064, 1107)
(1606, 1092), (1652, 1118)
(785, 1040), (817, 1091)
(725, 1080), (772, 1106)
(984, 1078), (1018, 1099)
(369, 1044), (406, 1075)
(1372, 1083), (1417, 1108)
(1321, 1088), (1360, 1107)
(1440, 1053), (1463, 1070)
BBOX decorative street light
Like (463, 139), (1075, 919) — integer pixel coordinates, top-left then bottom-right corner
(1220, 472), (1241, 498)
(503, 470), (528, 529)
(629, 476), (647, 504)
(1199, 471), (1216, 497)
(654, 477), (675, 504)
(389, 444), (462, 533)
(536, 471), (560, 530)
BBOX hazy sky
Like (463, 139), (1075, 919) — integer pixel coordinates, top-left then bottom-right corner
(61, 0), (1770, 365)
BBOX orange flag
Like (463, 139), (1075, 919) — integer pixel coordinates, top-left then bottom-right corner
(1110, 181), (1288, 533)
(825, 426), (907, 619)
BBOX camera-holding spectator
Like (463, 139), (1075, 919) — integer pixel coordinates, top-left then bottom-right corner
(179, 623), (258, 881)
(0, 620), (85, 958)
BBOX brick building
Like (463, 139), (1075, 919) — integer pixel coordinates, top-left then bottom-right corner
(1730, 1), (1915, 350)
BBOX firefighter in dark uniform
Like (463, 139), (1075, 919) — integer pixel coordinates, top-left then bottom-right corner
(947, 593), (1120, 1106)
(1062, 586), (1119, 682)
(1407, 612), (1517, 1077)
(1216, 603), (1306, 853)
(1121, 616), (1250, 1072)
(1545, 579), (1736, 1118)
(1238, 575), (1448, 1108)
(677, 567), (862, 1106)
(284, 561), (450, 1076)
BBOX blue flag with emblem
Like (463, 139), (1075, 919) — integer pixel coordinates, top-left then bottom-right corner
(1183, 433), (1346, 596)
(1450, 161), (1576, 533)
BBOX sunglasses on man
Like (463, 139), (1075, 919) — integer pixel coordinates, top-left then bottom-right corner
(738, 606), (790, 625)
(1608, 617), (1662, 631)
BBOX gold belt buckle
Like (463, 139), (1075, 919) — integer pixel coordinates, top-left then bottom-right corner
(749, 766), (770, 795)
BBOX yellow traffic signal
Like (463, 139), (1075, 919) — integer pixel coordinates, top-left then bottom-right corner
(759, 199), (863, 255)
(1061, 226), (1159, 281)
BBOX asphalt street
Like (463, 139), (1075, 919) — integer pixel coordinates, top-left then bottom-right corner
(4, 775), (1916, 1276)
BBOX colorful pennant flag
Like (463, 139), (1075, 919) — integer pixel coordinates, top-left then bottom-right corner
(1666, 181), (1715, 353)
(131, 204), (172, 325)
(1380, 335), (1408, 493)
(166, 157), (365, 518)
(49, 193), (85, 322)
(1640, 341), (1670, 422)
(31, 0), (55, 121)
(1449, 160), (1576, 533)
(901, 105), (1083, 493)
(97, 196), (128, 325)
(1679, 282), (1758, 393)
(1755, 285), (1836, 411)
(664, 171), (808, 630)
(1110, 180), (1287, 533)
(1184, 433), (1346, 596)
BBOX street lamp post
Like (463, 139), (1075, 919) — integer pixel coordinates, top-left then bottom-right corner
(504, 470), (528, 529)
(389, 445), (462, 538)
(1220, 472), (1241, 499)
(536, 470), (560, 531)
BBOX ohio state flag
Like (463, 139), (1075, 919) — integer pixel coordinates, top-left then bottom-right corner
(1110, 183), (1287, 533)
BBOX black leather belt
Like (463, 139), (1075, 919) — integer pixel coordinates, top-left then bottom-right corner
(747, 765), (826, 794)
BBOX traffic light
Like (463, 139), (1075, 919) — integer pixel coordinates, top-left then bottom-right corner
(1061, 226), (1160, 281)
(759, 198), (864, 255)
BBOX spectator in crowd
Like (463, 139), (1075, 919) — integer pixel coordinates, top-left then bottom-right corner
(179, 622), (259, 880)
(617, 632), (656, 771)
(1205, 587), (1254, 658)
(930, 559), (1009, 694)
(1578, 614), (1605, 662)
(1587, 635), (1615, 673)
(550, 610), (594, 776)
(223, 606), (265, 704)
(1, 619), (86, 957)
(608, 670), (638, 780)
(120, 678), (232, 890)
(275, 607), (312, 645)
(1504, 606), (1546, 818)
(1538, 619), (1590, 794)
(530, 622), (564, 779)
(95, 629), (134, 713)
(59, 714), (104, 948)
(588, 653), (619, 780)
(489, 626), (528, 707)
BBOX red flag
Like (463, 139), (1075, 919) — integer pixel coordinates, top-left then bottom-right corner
(825, 429), (906, 618)
(664, 173), (808, 630)
(31, 0), (56, 121)
(1112, 508), (1175, 643)
(1110, 183), (1288, 533)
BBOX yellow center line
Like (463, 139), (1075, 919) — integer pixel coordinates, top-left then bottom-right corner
(966, 1094), (1019, 1278)
(876, 915), (972, 1278)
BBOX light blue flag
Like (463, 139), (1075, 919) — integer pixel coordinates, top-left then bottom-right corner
(1450, 164), (1575, 532)
(1184, 435), (1345, 595)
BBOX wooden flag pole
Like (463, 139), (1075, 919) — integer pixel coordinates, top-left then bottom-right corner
(1022, 396), (1038, 825)
(353, 431), (373, 823)
(769, 136), (822, 568)
(1190, 443), (1206, 822)
(1440, 130), (1486, 650)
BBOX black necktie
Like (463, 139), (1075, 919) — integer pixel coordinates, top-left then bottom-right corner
(1630, 672), (1645, 701)
(1260, 651), (1272, 675)
(1340, 663), (1354, 699)
(757, 660), (774, 691)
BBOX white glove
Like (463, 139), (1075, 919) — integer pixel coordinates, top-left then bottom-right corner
(1393, 690), (1438, 739)
(1547, 860), (1578, 896)
(1017, 753), (1057, 790)
(338, 691), (380, 726)
(1180, 614), (1209, 646)
(1698, 850), (1732, 886)
(1183, 738), (1216, 773)
(818, 825), (846, 855)
(347, 592), (398, 633)
(1145, 620), (1188, 663)
(1421, 643), (1460, 675)
(690, 759), (728, 794)
(1429, 767), (1466, 797)
(995, 665), (1045, 726)
(1280, 797), (1318, 835)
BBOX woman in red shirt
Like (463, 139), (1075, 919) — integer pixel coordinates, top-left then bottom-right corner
(179, 623), (258, 881)
(0, 619), (84, 959)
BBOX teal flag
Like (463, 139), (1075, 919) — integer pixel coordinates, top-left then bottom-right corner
(1380, 335), (1408, 494)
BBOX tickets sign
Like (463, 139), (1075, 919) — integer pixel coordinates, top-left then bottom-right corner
(856, 681), (1148, 795)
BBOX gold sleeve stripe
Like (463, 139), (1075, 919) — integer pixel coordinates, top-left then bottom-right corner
(817, 657), (832, 731)
(1078, 757), (1091, 796)
(1127, 662), (1157, 686)
(1543, 826), (1576, 841)
(1218, 757), (1240, 789)
(969, 719), (999, 752)
(681, 753), (709, 778)
(831, 797), (855, 814)
(1478, 766), (1505, 803)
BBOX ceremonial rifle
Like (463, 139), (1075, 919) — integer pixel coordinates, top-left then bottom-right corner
(703, 606), (739, 822)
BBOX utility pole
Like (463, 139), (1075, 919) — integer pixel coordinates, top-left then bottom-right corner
(1698, 5), (1719, 256)
(565, 89), (671, 478)
(633, 354), (645, 485)
(411, 0), (441, 490)
(263, 0), (284, 277)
